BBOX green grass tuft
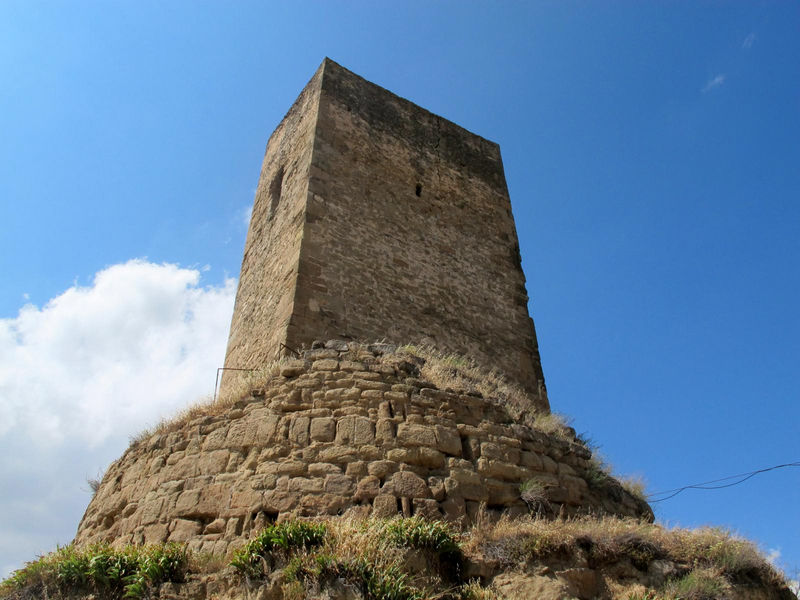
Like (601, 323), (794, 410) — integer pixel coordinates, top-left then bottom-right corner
(229, 520), (327, 578)
(0, 543), (187, 599)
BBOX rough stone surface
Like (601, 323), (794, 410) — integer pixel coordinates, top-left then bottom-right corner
(220, 58), (547, 410)
(76, 344), (651, 555)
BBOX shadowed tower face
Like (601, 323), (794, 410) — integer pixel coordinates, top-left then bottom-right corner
(223, 59), (549, 411)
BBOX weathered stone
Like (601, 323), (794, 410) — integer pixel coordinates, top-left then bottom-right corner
(412, 498), (441, 520)
(289, 417), (310, 446)
(308, 462), (342, 477)
(280, 359), (308, 378)
(324, 474), (354, 495)
(396, 423), (437, 447)
(477, 458), (527, 481)
(312, 359), (339, 371)
(204, 518), (226, 534)
(345, 461), (367, 479)
(335, 416), (375, 446)
(354, 476), (381, 500)
(367, 460), (397, 479)
(485, 478), (520, 505)
(169, 519), (202, 542)
(288, 477), (324, 494)
(434, 426), (462, 456)
(440, 496), (467, 523)
(390, 471), (431, 499)
(428, 476), (446, 501)
(386, 446), (445, 469)
(372, 495), (398, 518)
(445, 469), (488, 502)
(310, 417), (336, 442)
(375, 418), (396, 442)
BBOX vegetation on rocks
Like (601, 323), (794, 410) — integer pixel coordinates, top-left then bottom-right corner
(2, 514), (794, 599)
(0, 542), (187, 599)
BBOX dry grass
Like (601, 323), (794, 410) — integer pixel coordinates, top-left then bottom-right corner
(4, 515), (792, 600)
(129, 362), (280, 447)
(466, 513), (788, 589)
(397, 345), (575, 442)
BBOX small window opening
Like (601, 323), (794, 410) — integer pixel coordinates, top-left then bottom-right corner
(268, 166), (284, 219)
(415, 183), (422, 197)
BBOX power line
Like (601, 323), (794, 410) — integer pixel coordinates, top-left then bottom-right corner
(646, 461), (800, 503)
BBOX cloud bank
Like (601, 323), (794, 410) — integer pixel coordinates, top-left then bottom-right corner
(0, 260), (236, 577)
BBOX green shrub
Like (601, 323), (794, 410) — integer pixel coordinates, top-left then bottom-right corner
(0, 543), (187, 599)
(230, 520), (327, 578)
(664, 568), (731, 599)
(386, 516), (463, 578)
(284, 553), (422, 600)
(344, 558), (423, 600)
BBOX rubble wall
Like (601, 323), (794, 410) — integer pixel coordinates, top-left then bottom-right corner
(76, 343), (650, 557)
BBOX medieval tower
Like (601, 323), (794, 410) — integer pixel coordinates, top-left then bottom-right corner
(222, 58), (547, 410)
(75, 60), (651, 556)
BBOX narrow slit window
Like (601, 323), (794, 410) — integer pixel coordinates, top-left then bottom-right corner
(268, 166), (285, 219)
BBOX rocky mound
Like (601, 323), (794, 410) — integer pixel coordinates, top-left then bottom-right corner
(75, 342), (651, 557)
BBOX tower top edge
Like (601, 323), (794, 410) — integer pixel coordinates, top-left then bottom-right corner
(315, 57), (501, 151)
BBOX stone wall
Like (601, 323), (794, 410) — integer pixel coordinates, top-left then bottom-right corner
(76, 343), (650, 557)
(221, 59), (547, 410)
(221, 61), (322, 389)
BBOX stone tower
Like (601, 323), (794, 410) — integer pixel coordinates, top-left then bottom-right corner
(222, 58), (548, 411)
(75, 61), (654, 552)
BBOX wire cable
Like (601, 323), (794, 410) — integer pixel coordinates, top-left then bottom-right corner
(646, 461), (800, 503)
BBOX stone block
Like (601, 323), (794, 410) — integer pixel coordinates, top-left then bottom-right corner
(390, 471), (431, 498)
(541, 454), (558, 474)
(277, 460), (307, 476)
(375, 418), (396, 443)
(335, 416), (375, 446)
(441, 496), (466, 523)
(143, 523), (169, 544)
(427, 476), (446, 501)
(445, 469), (488, 502)
(280, 359), (308, 377)
(520, 450), (544, 471)
(288, 477), (324, 494)
(139, 498), (165, 525)
(477, 458), (527, 481)
(372, 495), (399, 518)
(386, 447), (445, 469)
(308, 462), (342, 477)
(435, 425), (462, 456)
(318, 446), (357, 463)
(169, 519), (202, 542)
(485, 478), (520, 505)
(345, 461), (367, 479)
(354, 476), (381, 500)
(310, 417), (336, 442)
(412, 498), (441, 520)
(367, 460), (397, 479)
(312, 359), (339, 371)
(204, 518), (226, 534)
(288, 416), (310, 446)
(324, 474), (354, 495)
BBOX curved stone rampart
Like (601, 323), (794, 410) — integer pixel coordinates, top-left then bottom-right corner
(76, 343), (651, 556)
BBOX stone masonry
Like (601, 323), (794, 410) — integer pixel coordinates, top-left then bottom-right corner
(76, 343), (651, 556)
(222, 59), (547, 410)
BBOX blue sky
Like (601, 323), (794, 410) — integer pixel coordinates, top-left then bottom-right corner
(1, 1), (798, 584)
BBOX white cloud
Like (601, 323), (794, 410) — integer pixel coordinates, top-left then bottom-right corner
(742, 33), (756, 49)
(766, 547), (781, 565)
(0, 260), (236, 578)
(702, 74), (726, 93)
